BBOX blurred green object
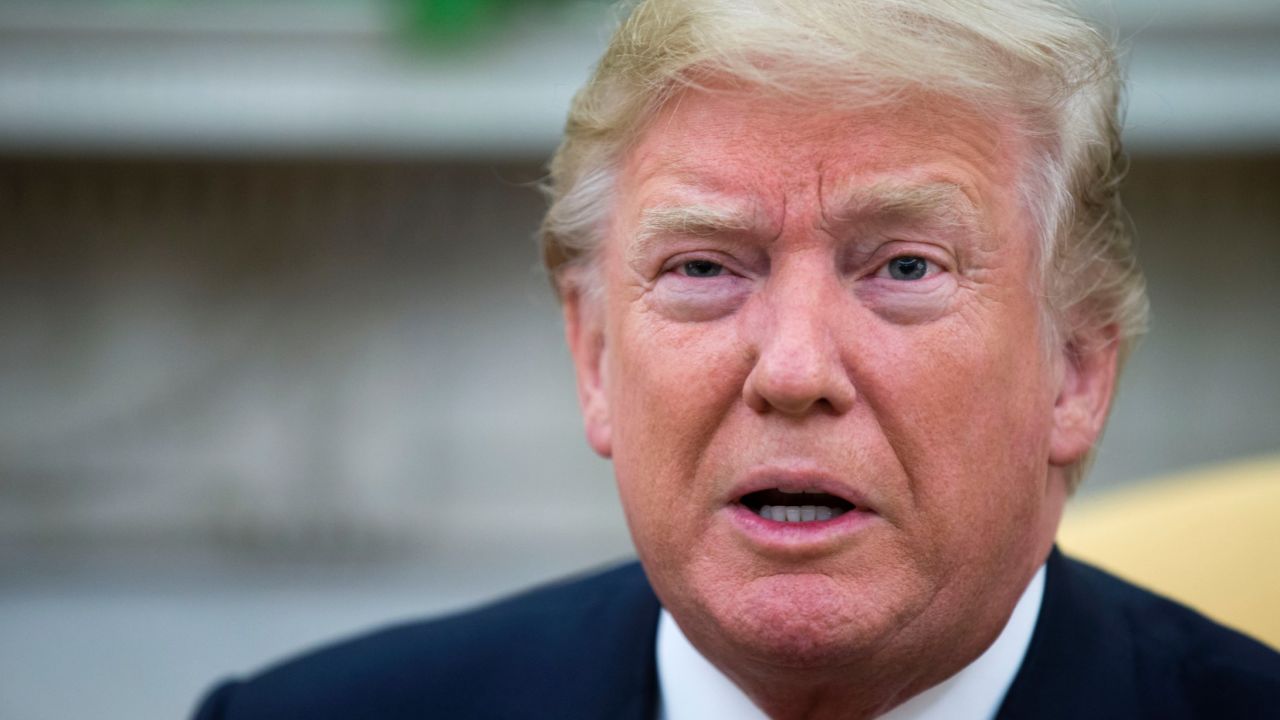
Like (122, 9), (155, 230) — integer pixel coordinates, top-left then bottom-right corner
(396, 0), (601, 45)
(404, 0), (498, 40)
(397, 0), (586, 44)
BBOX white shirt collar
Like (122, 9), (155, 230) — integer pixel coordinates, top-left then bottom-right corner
(656, 564), (1046, 720)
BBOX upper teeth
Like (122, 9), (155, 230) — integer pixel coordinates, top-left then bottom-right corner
(759, 504), (839, 522)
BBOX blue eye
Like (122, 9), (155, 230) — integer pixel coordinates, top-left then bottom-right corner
(682, 260), (724, 278)
(887, 256), (928, 280)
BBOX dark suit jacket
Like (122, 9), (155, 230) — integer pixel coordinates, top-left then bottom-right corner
(193, 548), (1280, 719)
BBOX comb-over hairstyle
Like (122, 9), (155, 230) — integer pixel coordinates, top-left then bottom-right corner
(541, 0), (1148, 489)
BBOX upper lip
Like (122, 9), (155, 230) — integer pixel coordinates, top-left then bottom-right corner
(729, 467), (873, 512)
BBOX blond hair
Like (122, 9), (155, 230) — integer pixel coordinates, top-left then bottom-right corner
(541, 0), (1149, 488)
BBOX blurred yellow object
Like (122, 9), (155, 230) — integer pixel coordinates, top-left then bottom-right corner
(1058, 454), (1280, 650)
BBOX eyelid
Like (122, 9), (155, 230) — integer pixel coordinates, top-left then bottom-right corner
(661, 251), (745, 278)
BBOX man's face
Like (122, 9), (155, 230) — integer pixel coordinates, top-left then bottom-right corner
(565, 88), (1110, 672)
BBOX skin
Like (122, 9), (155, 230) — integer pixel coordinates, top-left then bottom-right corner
(563, 87), (1119, 720)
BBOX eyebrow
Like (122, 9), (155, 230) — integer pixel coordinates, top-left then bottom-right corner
(627, 202), (762, 265)
(822, 181), (984, 234)
(638, 203), (759, 239)
(625, 181), (986, 266)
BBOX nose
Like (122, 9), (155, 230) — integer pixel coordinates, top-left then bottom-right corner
(742, 267), (857, 416)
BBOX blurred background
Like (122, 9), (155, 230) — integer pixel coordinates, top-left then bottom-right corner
(0, 1), (1277, 717)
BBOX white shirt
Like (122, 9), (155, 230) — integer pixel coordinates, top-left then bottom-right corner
(656, 565), (1046, 720)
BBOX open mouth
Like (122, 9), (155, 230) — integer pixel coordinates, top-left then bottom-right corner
(738, 489), (856, 523)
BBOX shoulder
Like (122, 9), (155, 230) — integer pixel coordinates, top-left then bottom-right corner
(999, 549), (1280, 720)
(1066, 553), (1280, 714)
(192, 561), (661, 720)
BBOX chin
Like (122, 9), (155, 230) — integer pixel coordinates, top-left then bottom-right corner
(694, 571), (920, 669)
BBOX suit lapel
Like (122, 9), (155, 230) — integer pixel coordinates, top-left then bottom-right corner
(994, 547), (1144, 719)
(562, 562), (663, 720)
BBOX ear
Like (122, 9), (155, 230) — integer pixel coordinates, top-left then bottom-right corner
(1049, 323), (1121, 467)
(562, 283), (613, 458)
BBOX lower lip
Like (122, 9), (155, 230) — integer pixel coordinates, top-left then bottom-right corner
(726, 503), (878, 551)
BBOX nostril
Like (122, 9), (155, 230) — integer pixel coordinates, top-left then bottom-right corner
(741, 338), (856, 416)
(743, 381), (849, 416)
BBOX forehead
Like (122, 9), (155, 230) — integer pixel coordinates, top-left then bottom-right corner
(618, 87), (1029, 233)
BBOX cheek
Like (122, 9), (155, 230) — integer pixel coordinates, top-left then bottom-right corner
(864, 307), (1054, 522)
(605, 313), (749, 526)
(610, 307), (747, 430)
